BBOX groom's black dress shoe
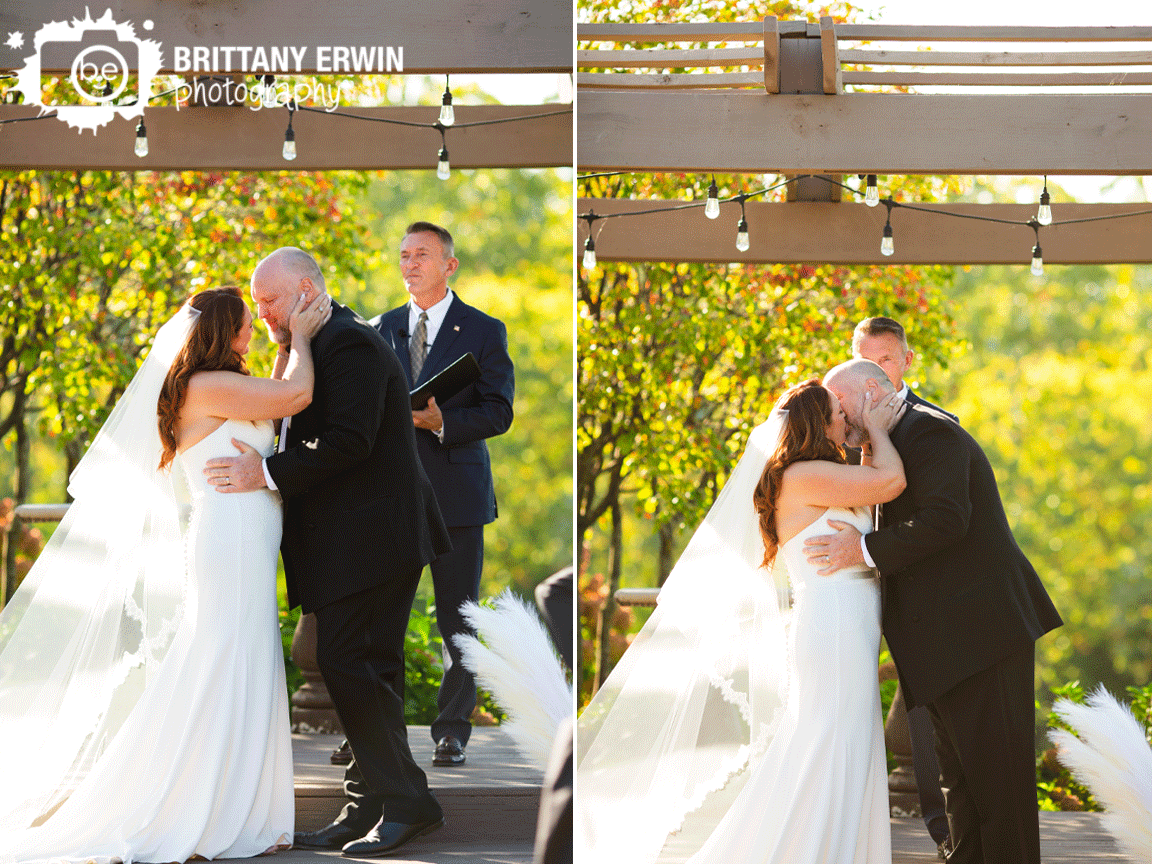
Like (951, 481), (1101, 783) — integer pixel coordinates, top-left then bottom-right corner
(433, 735), (466, 766)
(341, 815), (446, 857)
(294, 821), (368, 850)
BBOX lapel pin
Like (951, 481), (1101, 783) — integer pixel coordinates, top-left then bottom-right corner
(305, 438), (319, 450)
(453, 325), (460, 331)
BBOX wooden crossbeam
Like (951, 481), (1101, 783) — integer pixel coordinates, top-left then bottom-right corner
(577, 91), (1152, 174)
(577, 199), (1152, 265)
(0, 105), (572, 170)
(0, 0), (571, 74)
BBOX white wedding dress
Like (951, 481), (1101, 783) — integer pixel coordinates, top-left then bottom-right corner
(1, 418), (294, 864)
(683, 506), (890, 864)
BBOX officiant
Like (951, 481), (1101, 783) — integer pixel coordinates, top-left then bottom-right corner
(372, 221), (515, 769)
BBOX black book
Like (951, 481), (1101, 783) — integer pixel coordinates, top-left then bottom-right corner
(410, 352), (482, 410)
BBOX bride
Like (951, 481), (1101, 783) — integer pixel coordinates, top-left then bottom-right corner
(577, 375), (906, 864)
(0, 285), (330, 863)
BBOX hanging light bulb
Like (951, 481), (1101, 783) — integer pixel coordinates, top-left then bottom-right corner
(582, 235), (597, 270)
(1031, 243), (1044, 276)
(282, 126), (296, 160)
(282, 104), (297, 161)
(1037, 182), (1052, 226)
(735, 216), (750, 252)
(439, 77), (455, 127)
(705, 176), (720, 220)
(134, 117), (148, 157)
(865, 174), (879, 207)
(437, 145), (450, 180)
(881, 222), (894, 257)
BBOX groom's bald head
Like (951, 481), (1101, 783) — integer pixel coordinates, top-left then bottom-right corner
(823, 359), (894, 446)
(251, 246), (327, 345)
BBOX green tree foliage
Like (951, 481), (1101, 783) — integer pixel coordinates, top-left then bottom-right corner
(946, 260), (1152, 697)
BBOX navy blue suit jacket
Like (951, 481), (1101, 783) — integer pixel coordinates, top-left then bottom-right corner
(372, 293), (514, 528)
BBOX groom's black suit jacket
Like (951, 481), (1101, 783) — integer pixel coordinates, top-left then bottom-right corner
(266, 302), (452, 613)
(865, 403), (1062, 710)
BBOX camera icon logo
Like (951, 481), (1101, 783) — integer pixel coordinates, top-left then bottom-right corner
(12, 8), (162, 133)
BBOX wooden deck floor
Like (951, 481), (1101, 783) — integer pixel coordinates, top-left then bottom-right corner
(892, 812), (1134, 863)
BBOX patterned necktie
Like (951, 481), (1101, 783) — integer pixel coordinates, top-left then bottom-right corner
(410, 311), (429, 381)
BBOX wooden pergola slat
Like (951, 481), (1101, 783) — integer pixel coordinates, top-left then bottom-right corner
(577, 22), (769, 42)
(840, 48), (1152, 66)
(0, 105), (572, 170)
(844, 70), (1152, 86)
(577, 91), (1152, 174)
(577, 198), (1152, 264)
(576, 71), (762, 89)
(576, 47), (765, 68)
(0, 0), (571, 74)
(833, 24), (1152, 42)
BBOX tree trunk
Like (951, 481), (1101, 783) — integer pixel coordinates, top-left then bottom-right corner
(593, 494), (623, 692)
(4, 407), (28, 605)
(657, 520), (676, 587)
(64, 438), (84, 502)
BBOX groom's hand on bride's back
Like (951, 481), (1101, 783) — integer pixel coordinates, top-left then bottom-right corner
(804, 520), (865, 575)
(204, 439), (268, 493)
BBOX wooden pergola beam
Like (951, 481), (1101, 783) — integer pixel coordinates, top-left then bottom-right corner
(0, 0), (570, 74)
(0, 105), (572, 170)
(577, 199), (1152, 264)
(578, 91), (1152, 174)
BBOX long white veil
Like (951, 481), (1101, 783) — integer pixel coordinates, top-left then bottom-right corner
(576, 409), (790, 863)
(0, 304), (199, 831)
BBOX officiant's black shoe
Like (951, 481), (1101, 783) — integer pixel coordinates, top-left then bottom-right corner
(340, 815), (445, 857)
(294, 821), (367, 850)
(433, 735), (466, 766)
(330, 738), (352, 765)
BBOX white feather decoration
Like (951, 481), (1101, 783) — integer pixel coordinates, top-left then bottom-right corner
(1049, 687), (1152, 863)
(453, 590), (573, 770)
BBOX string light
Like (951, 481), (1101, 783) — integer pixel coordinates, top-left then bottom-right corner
(705, 175), (720, 219)
(134, 117), (148, 157)
(583, 236), (597, 269)
(881, 199), (895, 256)
(282, 101), (297, 161)
(1029, 218), (1044, 275)
(437, 145), (450, 180)
(581, 212), (602, 270)
(735, 196), (750, 252)
(865, 174), (879, 207)
(439, 76), (455, 127)
(1037, 176), (1053, 226)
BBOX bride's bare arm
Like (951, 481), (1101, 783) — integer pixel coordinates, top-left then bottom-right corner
(184, 293), (330, 422)
(783, 391), (907, 509)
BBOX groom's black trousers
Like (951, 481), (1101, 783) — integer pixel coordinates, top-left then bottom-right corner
(927, 644), (1039, 864)
(313, 575), (443, 827)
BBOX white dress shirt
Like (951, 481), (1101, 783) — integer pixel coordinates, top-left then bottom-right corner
(408, 287), (454, 355)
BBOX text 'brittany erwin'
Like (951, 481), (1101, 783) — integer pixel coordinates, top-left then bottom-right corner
(171, 45), (404, 74)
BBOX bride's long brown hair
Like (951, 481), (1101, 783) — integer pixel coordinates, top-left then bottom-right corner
(156, 287), (251, 471)
(753, 378), (846, 567)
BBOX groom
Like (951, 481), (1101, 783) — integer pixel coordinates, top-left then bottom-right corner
(805, 358), (1062, 864)
(205, 247), (453, 856)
